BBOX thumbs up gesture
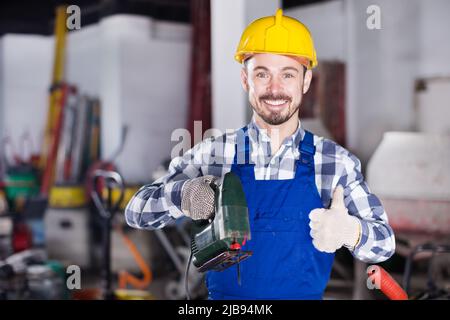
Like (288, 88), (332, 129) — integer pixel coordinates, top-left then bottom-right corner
(309, 186), (362, 253)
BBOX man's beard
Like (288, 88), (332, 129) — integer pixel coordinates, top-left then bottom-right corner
(253, 94), (301, 125)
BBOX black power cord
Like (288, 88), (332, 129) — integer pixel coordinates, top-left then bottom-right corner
(184, 249), (193, 300)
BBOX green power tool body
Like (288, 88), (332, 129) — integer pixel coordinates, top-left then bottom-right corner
(190, 172), (252, 274)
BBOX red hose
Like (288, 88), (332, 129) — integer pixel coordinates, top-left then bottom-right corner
(367, 266), (408, 300)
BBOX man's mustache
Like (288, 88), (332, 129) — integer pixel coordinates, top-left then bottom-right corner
(259, 94), (292, 102)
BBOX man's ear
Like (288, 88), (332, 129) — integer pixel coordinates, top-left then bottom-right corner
(240, 67), (249, 92)
(302, 69), (313, 94)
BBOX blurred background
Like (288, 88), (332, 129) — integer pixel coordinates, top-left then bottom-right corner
(0, 0), (449, 300)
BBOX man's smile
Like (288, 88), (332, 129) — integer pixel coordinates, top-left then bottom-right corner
(260, 98), (291, 111)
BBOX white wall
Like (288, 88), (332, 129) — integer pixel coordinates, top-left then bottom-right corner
(107, 16), (191, 182)
(350, 0), (422, 163)
(285, 1), (346, 62)
(418, 0), (450, 77)
(211, 0), (247, 132)
(0, 15), (191, 183)
(1, 34), (53, 154)
(286, 0), (450, 164)
(211, 0), (280, 132)
(2, 1), (449, 179)
(66, 24), (101, 96)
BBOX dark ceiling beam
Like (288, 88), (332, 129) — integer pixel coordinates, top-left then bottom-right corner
(283, 0), (334, 9)
(0, 0), (331, 36)
(0, 0), (191, 36)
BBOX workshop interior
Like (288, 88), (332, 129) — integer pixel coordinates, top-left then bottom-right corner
(0, 0), (449, 300)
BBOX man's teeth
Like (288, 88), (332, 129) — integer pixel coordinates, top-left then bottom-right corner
(263, 99), (288, 106)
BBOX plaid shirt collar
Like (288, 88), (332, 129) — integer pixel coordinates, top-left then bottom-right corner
(247, 116), (306, 153)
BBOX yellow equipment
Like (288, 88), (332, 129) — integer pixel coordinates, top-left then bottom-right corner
(40, 6), (67, 172)
(235, 8), (318, 69)
(40, 6), (69, 196)
(102, 186), (140, 211)
(49, 185), (87, 208)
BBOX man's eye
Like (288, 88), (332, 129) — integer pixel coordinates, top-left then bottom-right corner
(256, 72), (268, 78)
(283, 73), (294, 79)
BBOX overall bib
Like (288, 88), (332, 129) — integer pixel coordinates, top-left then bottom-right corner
(206, 127), (335, 299)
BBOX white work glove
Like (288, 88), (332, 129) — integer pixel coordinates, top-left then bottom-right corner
(309, 185), (362, 253)
(181, 175), (218, 220)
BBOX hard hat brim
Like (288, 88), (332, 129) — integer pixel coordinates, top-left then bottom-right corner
(236, 51), (317, 69)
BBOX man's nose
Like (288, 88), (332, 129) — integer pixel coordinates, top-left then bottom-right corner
(267, 76), (283, 94)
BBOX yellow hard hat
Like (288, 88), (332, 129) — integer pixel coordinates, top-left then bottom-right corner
(235, 8), (318, 69)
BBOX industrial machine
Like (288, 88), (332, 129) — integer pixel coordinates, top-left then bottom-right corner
(365, 132), (450, 299)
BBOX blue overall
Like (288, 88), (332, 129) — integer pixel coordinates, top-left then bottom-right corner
(206, 128), (335, 299)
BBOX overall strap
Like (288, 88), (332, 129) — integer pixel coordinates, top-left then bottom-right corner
(233, 126), (251, 165)
(297, 130), (316, 169)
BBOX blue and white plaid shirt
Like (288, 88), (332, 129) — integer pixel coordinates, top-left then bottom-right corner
(125, 119), (395, 263)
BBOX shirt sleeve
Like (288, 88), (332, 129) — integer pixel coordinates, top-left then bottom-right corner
(337, 148), (396, 263)
(124, 138), (212, 230)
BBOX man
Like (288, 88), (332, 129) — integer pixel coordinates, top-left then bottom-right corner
(125, 9), (395, 299)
